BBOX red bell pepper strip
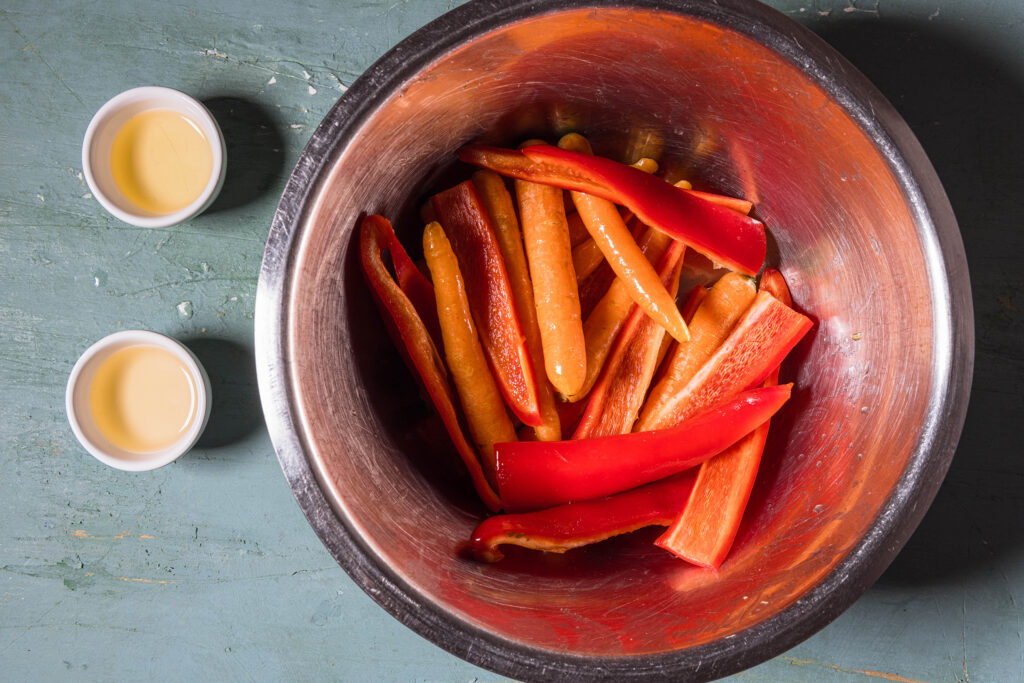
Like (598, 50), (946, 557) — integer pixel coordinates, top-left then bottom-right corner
(385, 228), (442, 348)
(359, 215), (501, 512)
(636, 290), (812, 431)
(468, 471), (697, 562)
(495, 384), (792, 512)
(655, 269), (794, 567)
(458, 144), (766, 275)
(572, 240), (686, 439)
(430, 181), (543, 427)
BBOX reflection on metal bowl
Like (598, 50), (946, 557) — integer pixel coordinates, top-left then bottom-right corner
(255, 0), (973, 679)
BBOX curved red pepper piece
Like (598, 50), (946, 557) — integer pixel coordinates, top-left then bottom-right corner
(458, 144), (766, 275)
(468, 471), (697, 562)
(495, 384), (792, 512)
(360, 215), (502, 512)
(385, 228), (442, 348)
(430, 182), (543, 427)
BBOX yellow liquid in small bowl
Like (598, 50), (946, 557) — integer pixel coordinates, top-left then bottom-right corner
(88, 345), (198, 453)
(109, 109), (214, 215)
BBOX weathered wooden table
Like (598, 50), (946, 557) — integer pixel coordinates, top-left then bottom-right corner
(2, 1), (1020, 680)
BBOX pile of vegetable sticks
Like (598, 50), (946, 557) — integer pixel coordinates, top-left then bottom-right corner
(360, 133), (812, 568)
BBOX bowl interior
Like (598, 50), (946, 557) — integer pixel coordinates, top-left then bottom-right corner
(284, 6), (938, 660)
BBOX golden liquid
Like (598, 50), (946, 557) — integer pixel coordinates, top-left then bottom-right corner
(109, 109), (214, 215)
(88, 345), (198, 453)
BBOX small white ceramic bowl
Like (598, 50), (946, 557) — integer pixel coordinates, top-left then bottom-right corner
(66, 330), (212, 471)
(82, 86), (227, 228)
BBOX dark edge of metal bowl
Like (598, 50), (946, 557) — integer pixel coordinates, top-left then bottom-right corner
(254, 0), (974, 680)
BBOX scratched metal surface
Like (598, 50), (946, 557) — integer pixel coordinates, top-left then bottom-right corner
(0, 1), (1017, 682)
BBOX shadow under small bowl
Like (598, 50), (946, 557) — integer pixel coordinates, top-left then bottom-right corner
(255, 0), (974, 680)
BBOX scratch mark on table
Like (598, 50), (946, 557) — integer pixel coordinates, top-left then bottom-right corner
(781, 656), (926, 682)
(0, 12), (87, 111)
(961, 597), (970, 682)
(71, 529), (156, 541)
(114, 576), (175, 586)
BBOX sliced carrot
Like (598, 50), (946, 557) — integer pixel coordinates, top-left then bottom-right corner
(635, 272), (757, 432)
(567, 211), (591, 247)
(632, 157), (659, 174)
(472, 169), (561, 442)
(572, 240), (686, 438)
(571, 237), (605, 283)
(515, 140), (586, 398)
(686, 189), (753, 216)
(570, 227), (673, 402)
(655, 285), (707, 379)
(576, 213), (642, 320)
(558, 133), (689, 344)
(422, 221), (517, 487)
(655, 268), (794, 567)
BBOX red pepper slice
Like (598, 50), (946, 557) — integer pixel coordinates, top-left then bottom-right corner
(495, 384), (792, 512)
(458, 144), (766, 275)
(385, 229), (442, 348)
(468, 471), (697, 562)
(636, 290), (812, 431)
(655, 269), (794, 567)
(430, 182), (543, 427)
(359, 215), (501, 512)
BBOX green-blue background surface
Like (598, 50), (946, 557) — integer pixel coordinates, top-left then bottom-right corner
(1, 1), (1020, 680)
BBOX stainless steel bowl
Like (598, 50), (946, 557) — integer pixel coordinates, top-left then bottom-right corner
(255, 0), (973, 679)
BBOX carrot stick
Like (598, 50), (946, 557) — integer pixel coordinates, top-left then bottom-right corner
(572, 160), (658, 286)
(572, 240), (686, 438)
(571, 237), (605, 282)
(567, 211), (590, 247)
(654, 268), (793, 567)
(686, 189), (753, 216)
(558, 133), (689, 344)
(515, 140), (586, 398)
(656, 285), (707, 375)
(423, 221), (517, 487)
(635, 272), (757, 432)
(472, 169), (561, 441)
(569, 227), (673, 402)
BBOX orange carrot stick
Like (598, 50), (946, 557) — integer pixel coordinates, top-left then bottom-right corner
(472, 169), (561, 441)
(571, 237), (605, 283)
(567, 211), (590, 247)
(515, 140), (586, 398)
(635, 272), (757, 432)
(573, 240), (686, 438)
(570, 227), (673, 402)
(423, 221), (517, 487)
(558, 133), (689, 344)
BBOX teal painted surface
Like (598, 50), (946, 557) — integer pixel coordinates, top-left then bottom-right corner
(0, 0), (1020, 680)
